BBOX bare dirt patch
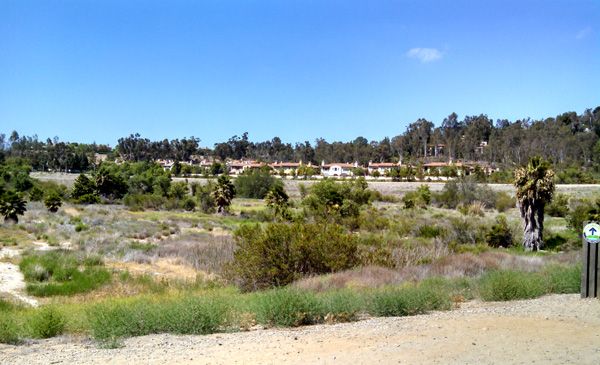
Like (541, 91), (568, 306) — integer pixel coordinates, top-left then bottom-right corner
(1, 294), (599, 364)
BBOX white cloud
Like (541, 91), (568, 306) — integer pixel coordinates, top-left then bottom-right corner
(576, 26), (592, 40)
(406, 48), (443, 63)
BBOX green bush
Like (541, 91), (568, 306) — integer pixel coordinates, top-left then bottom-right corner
(545, 193), (569, 217)
(0, 315), (20, 344)
(251, 288), (324, 327)
(235, 170), (279, 199)
(478, 270), (546, 301)
(302, 178), (372, 221)
(567, 197), (600, 232)
(494, 191), (515, 212)
(123, 193), (165, 211)
(369, 285), (451, 316)
(44, 190), (63, 212)
(485, 215), (513, 248)
(192, 181), (216, 213)
(402, 185), (431, 209)
(225, 222), (360, 291)
(29, 306), (66, 338)
(29, 186), (44, 201)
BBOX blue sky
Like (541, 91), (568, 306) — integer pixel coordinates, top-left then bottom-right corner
(1, 0), (598, 147)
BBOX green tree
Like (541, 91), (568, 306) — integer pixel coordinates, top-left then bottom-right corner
(0, 190), (26, 223)
(71, 174), (98, 203)
(44, 191), (62, 213)
(514, 157), (555, 251)
(234, 170), (278, 199)
(212, 175), (235, 214)
(94, 167), (128, 200)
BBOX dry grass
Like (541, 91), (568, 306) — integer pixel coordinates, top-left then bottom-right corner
(294, 251), (577, 292)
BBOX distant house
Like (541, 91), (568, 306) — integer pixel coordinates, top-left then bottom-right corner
(227, 160), (268, 175)
(269, 161), (303, 175)
(320, 161), (358, 177)
(367, 162), (400, 176)
(156, 159), (175, 171)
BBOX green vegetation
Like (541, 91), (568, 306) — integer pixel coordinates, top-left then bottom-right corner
(226, 222), (359, 291)
(234, 169), (280, 199)
(19, 251), (111, 297)
(0, 263), (581, 345)
(0, 190), (27, 223)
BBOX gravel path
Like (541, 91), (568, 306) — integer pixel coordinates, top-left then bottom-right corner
(2, 294), (599, 365)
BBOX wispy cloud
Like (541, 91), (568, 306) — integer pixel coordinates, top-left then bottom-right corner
(406, 48), (443, 63)
(576, 26), (592, 40)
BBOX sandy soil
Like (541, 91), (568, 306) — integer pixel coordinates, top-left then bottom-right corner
(1, 294), (599, 365)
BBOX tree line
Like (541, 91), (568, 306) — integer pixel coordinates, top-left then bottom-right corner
(2, 106), (599, 174)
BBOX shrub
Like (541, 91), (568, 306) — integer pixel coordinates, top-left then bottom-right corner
(192, 181), (216, 213)
(369, 285), (451, 316)
(251, 288), (324, 327)
(302, 178), (372, 221)
(182, 197), (196, 211)
(123, 193), (165, 211)
(478, 270), (546, 301)
(29, 186), (44, 201)
(567, 197), (600, 232)
(235, 170), (279, 199)
(29, 306), (66, 338)
(402, 185), (430, 209)
(545, 193), (569, 217)
(168, 181), (189, 200)
(485, 215), (513, 248)
(0, 315), (20, 344)
(44, 190), (63, 213)
(494, 191), (515, 212)
(225, 222), (360, 291)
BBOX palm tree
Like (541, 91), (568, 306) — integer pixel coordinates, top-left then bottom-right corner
(212, 175), (235, 214)
(0, 190), (27, 224)
(513, 157), (555, 251)
(265, 184), (290, 220)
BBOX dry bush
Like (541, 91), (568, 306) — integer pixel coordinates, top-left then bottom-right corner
(294, 266), (405, 292)
(157, 232), (235, 273)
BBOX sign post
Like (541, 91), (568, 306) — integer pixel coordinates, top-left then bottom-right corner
(582, 222), (600, 298)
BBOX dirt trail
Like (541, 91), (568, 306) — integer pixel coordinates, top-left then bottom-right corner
(1, 294), (599, 365)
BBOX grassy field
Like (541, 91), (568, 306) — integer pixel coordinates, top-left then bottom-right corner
(0, 174), (594, 347)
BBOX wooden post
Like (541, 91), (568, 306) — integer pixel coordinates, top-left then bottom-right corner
(582, 222), (600, 298)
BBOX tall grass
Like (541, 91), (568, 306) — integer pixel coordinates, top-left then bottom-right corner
(369, 284), (452, 316)
(87, 295), (229, 346)
(0, 265), (582, 345)
(19, 250), (111, 297)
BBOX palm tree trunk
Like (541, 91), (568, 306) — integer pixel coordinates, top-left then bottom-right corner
(519, 198), (544, 251)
